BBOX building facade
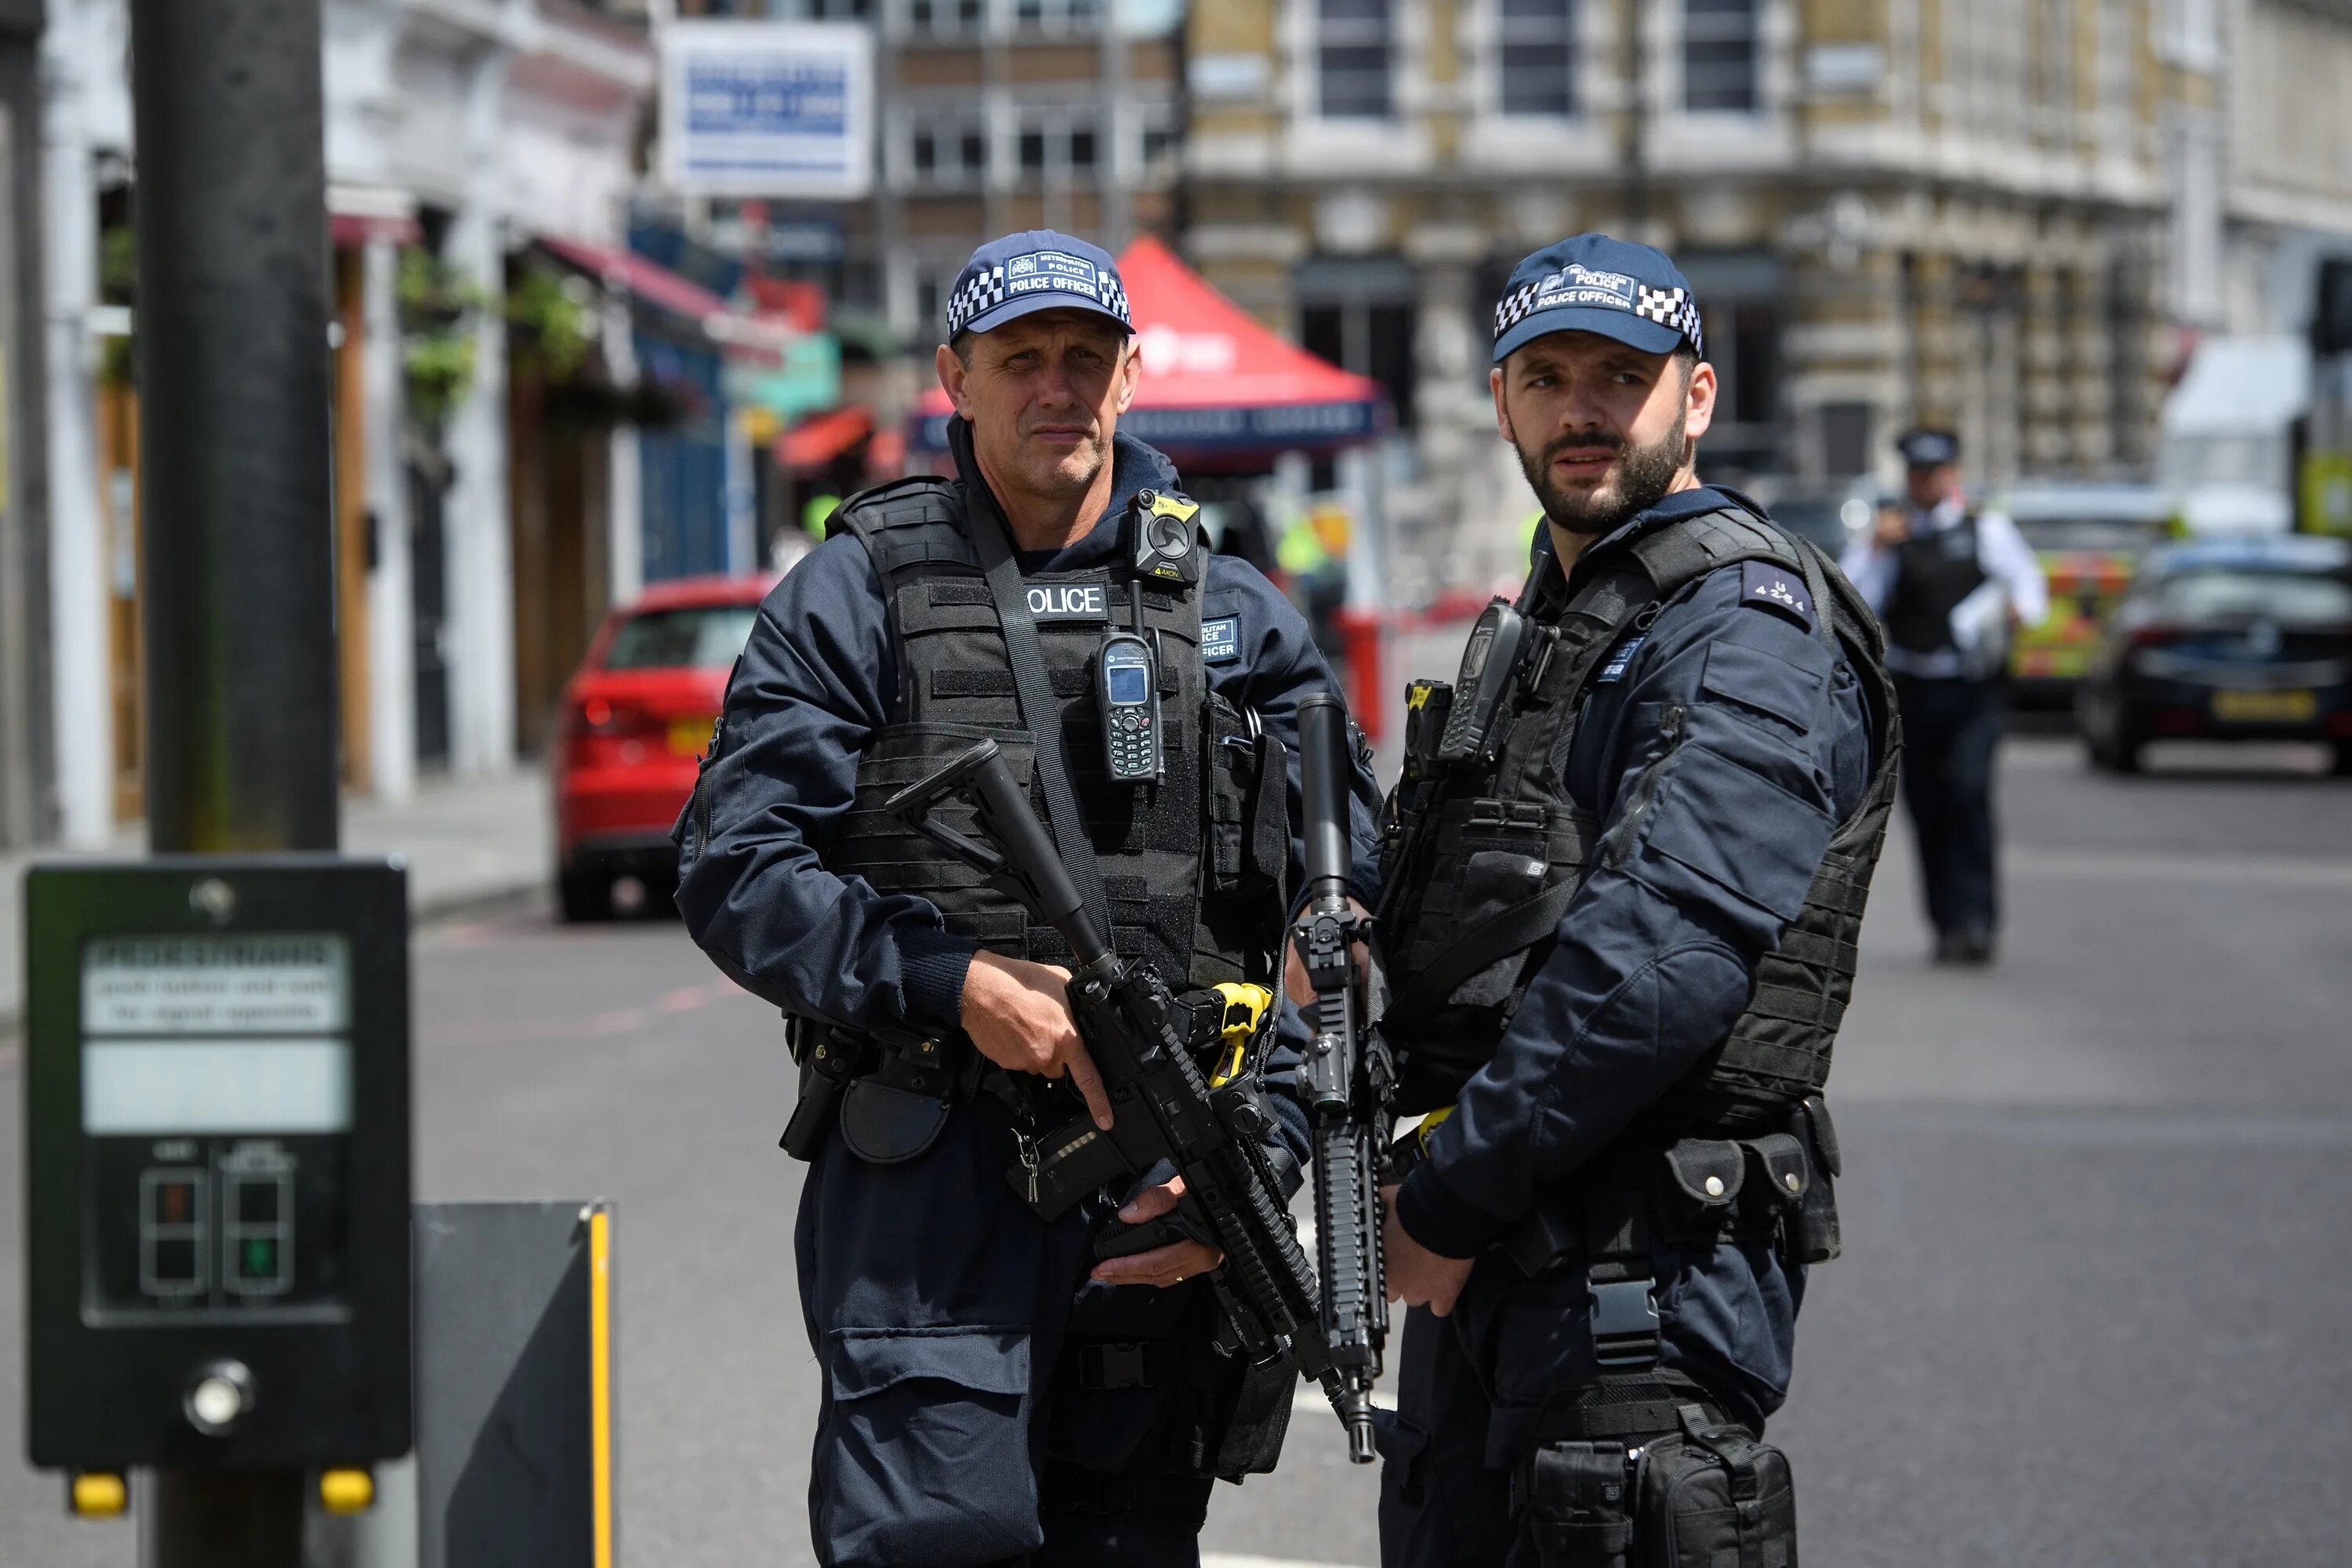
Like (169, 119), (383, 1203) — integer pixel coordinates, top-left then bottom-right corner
(37, 0), (655, 844)
(1181, 0), (2352, 599)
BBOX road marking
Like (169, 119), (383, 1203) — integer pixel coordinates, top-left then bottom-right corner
(2006, 846), (2352, 891)
(1205, 1556), (1374, 1568)
(425, 978), (758, 1048)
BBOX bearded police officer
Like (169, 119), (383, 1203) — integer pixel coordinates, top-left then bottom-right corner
(674, 230), (1382, 1568)
(1840, 429), (2048, 964)
(1370, 235), (1900, 1566)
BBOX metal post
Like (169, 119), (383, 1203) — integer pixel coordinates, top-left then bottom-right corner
(128, 0), (336, 1557)
(130, 0), (339, 859)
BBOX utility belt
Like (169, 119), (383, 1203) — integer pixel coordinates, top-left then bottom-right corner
(779, 984), (1293, 1225)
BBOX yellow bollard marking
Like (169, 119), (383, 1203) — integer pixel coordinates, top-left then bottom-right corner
(590, 1205), (615, 1568)
(69, 1472), (128, 1519)
(318, 1468), (374, 1515)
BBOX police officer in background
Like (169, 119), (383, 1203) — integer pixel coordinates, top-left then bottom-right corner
(1840, 429), (2047, 964)
(674, 230), (1382, 1567)
(1372, 234), (1900, 1565)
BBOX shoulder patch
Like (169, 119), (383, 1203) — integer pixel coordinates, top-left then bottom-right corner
(1595, 632), (1648, 684)
(1200, 615), (1242, 662)
(1739, 560), (1816, 631)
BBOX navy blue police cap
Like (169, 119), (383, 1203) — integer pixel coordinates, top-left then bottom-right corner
(1492, 234), (1704, 364)
(944, 230), (1132, 340)
(1896, 428), (1962, 468)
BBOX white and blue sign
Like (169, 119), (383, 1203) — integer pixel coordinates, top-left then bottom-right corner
(661, 21), (874, 199)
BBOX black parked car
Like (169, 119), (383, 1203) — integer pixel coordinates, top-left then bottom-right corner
(2078, 535), (2352, 774)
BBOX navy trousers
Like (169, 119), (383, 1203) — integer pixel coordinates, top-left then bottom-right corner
(794, 1095), (1213, 1568)
(1893, 673), (2005, 938)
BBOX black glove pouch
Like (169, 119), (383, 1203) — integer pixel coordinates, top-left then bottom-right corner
(1635, 1407), (1798, 1568)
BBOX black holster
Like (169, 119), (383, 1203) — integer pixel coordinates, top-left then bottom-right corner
(778, 1015), (868, 1161)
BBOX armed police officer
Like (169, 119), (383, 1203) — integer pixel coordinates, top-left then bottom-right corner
(1370, 235), (1900, 1566)
(674, 230), (1383, 1568)
(1841, 429), (2047, 965)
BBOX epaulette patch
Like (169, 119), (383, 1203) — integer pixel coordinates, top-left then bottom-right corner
(1739, 561), (1815, 631)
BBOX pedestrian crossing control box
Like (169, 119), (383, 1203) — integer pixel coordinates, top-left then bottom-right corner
(23, 858), (412, 1471)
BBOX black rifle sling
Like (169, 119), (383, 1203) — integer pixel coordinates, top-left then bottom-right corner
(964, 489), (1115, 934)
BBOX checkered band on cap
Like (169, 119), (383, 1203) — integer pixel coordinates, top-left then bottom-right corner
(1491, 278), (1705, 359)
(1098, 271), (1131, 326)
(1492, 279), (1546, 342)
(1634, 284), (1704, 358)
(946, 265), (1007, 338)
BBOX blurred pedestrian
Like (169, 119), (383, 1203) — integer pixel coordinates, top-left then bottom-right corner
(674, 230), (1382, 1567)
(1840, 429), (2048, 964)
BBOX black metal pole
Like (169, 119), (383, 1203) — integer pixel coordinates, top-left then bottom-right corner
(131, 0), (339, 858)
(128, 0), (336, 1558)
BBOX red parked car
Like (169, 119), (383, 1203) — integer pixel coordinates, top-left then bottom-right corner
(554, 574), (773, 920)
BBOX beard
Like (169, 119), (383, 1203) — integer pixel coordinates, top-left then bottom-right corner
(1516, 406), (1690, 540)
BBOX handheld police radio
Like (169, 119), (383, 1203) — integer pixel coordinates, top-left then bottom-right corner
(1434, 597), (1530, 766)
(1097, 604), (1161, 785)
(1098, 491), (1203, 786)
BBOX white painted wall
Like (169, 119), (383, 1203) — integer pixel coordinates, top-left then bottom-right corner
(40, 3), (121, 848)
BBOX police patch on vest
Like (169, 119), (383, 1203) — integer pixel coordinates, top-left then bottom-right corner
(1740, 561), (1815, 631)
(1201, 615), (1241, 662)
(1596, 633), (1647, 683)
(1025, 582), (1109, 622)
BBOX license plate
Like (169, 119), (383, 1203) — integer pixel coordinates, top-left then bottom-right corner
(2211, 689), (2317, 723)
(669, 716), (715, 757)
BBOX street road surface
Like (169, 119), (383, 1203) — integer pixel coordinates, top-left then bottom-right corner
(5, 737), (2350, 1566)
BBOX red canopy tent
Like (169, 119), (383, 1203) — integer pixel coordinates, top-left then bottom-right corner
(910, 235), (1388, 469)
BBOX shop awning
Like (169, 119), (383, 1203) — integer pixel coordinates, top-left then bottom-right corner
(777, 405), (873, 471)
(540, 235), (793, 363)
(912, 235), (1388, 465)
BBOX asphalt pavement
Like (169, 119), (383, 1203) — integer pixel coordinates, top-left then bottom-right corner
(4, 735), (2350, 1566)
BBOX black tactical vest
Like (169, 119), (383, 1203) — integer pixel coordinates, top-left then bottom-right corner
(1375, 503), (1900, 1131)
(822, 477), (1291, 996)
(1882, 514), (1987, 657)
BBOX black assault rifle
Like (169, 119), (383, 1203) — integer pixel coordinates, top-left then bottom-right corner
(887, 739), (1365, 1451)
(1291, 692), (1392, 1463)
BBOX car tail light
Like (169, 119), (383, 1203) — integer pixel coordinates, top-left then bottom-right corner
(2328, 710), (2352, 738)
(2127, 626), (2184, 649)
(2150, 706), (2205, 735)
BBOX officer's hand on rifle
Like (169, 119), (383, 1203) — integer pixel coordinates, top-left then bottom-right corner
(960, 950), (1115, 1131)
(1088, 1175), (1225, 1289)
(1286, 896), (1375, 1007)
(1380, 1182), (1475, 1318)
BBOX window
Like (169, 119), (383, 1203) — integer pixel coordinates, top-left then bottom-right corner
(604, 607), (761, 671)
(908, 0), (985, 38)
(1139, 106), (1178, 176)
(1317, 0), (1394, 120)
(907, 111), (988, 187)
(1298, 256), (1418, 429)
(1014, 0), (1099, 31)
(1682, 0), (1759, 112)
(1013, 107), (1100, 186)
(1498, 0), (1577, 118)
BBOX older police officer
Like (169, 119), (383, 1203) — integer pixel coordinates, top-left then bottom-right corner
(675, 230), (1381, 1567)
(1370, 236), (1900, 1565)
